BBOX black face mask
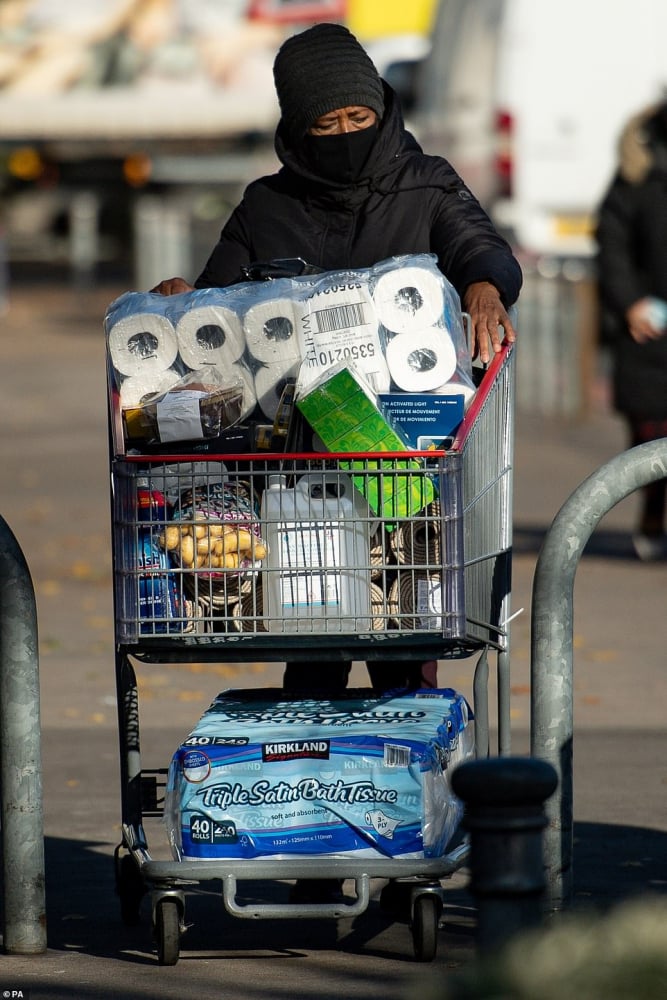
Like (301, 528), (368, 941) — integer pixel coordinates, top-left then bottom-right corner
(304, 124), (378, 183)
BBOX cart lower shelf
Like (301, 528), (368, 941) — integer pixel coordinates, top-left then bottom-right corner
(116, 840), (469, 965)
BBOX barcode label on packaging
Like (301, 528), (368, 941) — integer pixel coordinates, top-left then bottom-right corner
(384, 743), (411, 767)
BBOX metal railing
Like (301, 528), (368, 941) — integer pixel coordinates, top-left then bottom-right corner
(515, 260), (598, 419)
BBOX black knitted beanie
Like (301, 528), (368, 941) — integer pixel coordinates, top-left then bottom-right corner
(273, 23), (385, 139)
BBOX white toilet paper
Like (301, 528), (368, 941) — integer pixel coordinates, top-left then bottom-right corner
(433, 379), (477, 410)
(176, 305), (245, 370)
(176, 305), (257, 418)
(107, 311), (179, 377)
(254, 362), (301, 421)
(385, 326), (457, 391)
(243, 298), (303, 419)
(372, 265), (445, 334)
(296, 284), (391, 393)
(243, 298), (301, 367)
(119, 368), (181, 409)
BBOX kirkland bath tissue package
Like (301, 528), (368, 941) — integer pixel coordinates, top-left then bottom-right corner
(163, 687), (474, 861)
(105, 254), (475, 451)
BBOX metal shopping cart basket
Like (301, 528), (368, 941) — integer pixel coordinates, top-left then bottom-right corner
(108, 343), (515, 965)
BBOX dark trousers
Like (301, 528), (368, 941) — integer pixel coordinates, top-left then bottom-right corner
(283, 659), (438, 695)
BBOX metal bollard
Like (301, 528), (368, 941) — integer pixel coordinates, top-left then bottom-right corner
(0, 515), (47, 953)
(452, 756), (558, 954)
(531, 439), (667, 911)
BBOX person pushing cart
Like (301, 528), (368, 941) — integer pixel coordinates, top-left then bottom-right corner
(108, 22), (521, 964)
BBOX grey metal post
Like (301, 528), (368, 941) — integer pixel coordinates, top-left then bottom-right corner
(0, 515), (47, 953)
(530, 439), (667, 912)
(133, 195), (192, 291)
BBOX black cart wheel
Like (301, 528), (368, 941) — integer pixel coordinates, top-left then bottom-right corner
(116, 853), (145, 926)
(155, 898), (181, 966)
(411, 893), (439, 962)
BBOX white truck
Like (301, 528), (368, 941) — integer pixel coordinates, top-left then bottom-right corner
(414, 0), (667, 260)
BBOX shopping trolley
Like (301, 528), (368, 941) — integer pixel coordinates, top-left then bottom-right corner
(108, 342), (515, 965)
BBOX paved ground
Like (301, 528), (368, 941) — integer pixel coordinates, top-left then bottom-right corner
(0, 282), (665, 999)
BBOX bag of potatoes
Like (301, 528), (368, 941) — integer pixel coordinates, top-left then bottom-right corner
(160, 480), (267, 578)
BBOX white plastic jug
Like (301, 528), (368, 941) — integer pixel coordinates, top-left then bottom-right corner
(260, 472), (372, 633)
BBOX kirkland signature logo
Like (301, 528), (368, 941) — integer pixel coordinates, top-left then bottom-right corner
(262, 740), (330, 762)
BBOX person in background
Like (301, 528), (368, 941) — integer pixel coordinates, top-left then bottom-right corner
(152, 22), (522, 690)
(596, 98), (667, 562)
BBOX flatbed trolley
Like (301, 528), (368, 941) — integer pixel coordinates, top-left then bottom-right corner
(108, 343), (515, 965)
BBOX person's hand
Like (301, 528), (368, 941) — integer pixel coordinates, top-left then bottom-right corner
(150, 276), (195, 296)
(626, 298), (666, 344)
(462, 281), (517, 364)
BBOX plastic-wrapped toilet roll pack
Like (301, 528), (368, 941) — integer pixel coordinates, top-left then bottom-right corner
(163, 688), (475, 861)
(369, 258), (472, 397)
(104, 253), (477, 444)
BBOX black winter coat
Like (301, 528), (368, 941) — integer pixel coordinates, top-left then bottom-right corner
(596, 104), (667, 421)
(195, 84), (522, 308)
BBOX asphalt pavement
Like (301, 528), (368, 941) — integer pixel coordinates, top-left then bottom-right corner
(0, 281), (665, 999)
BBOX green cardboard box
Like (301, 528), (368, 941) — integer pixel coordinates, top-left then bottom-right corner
(296, 364), (436, 519)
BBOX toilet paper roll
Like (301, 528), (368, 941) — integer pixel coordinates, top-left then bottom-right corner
(244, 298), (303, 420)
(254, 361), (301, 421)
(433, 379), (477, 410)
(243, 298), (301, 367)
(119, 367), (181, 409)
(372, 266), (445, 334)
(385, 327), (457, 391)
(176, 306), (257, 418)
(176, 305), (245, 369)
(107, 311), (179, 377)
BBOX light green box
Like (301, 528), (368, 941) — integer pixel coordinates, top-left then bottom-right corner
(296, 365), (435, 519)
(296, 365), (408, 453)
(345, 459), (435, 521)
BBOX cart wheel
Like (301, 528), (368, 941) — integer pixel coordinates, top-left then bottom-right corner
(155, 898), (181, 966)
(116, 853), (145, 926)
(411, 893), (439, 962)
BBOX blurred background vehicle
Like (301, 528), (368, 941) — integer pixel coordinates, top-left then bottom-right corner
(0, 0), (434, 286)
(413, 0), (667, 260)
(411, 0), (667, 416)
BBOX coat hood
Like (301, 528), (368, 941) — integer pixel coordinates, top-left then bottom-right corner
(617, 101), (667, 184)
